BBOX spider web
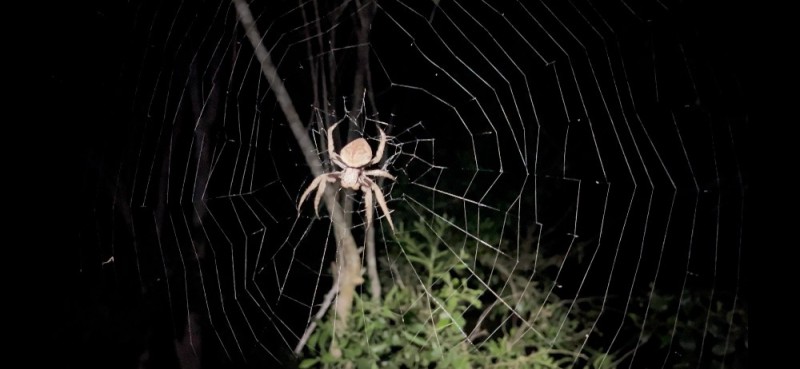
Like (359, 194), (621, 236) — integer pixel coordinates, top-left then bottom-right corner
(76, 0), (747, 367)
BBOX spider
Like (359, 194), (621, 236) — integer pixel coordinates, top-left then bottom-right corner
(298, 122), (396, 232)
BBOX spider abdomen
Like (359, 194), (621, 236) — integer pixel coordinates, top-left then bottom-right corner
(339, 138), (373, 167)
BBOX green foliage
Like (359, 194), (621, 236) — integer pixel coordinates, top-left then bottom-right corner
(299, 217), (620, 368)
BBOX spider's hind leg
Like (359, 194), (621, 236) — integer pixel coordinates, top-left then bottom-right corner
(299, 175), (325, 210)
(364, 180), (395, 232)
(299, 173), (338, 218)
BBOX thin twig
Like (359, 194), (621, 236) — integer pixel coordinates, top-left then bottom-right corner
(467, 298), (501, 341)
(294, 282), (341, 354)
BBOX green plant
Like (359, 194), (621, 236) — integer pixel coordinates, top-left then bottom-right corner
(298, 216), (621, 368)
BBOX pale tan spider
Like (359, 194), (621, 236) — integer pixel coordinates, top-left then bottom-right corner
(298, 122), (396, 231)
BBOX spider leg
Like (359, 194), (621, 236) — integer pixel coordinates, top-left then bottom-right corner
(312, 178), (328, 218)
(368, 180), (395, 232)
(300, 173), (339, 218)
(331, 156), (348, 170)
(298, 174), (326, 209)
(370, 126), (388, 165)
(327, 122), (341, 164)
(362, 185), (374, 230)
(364, 169), (395, 181)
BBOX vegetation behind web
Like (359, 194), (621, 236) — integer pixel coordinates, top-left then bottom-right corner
(298, 211), (747, 369)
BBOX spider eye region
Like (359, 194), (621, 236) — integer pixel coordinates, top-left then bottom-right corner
(339, 138), (373, 167)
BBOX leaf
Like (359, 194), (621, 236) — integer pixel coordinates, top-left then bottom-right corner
(345, 343), (365, 358)
(355, 358), (374, 369)
(307, 331), (318, 349)
(370, 343), (388, 353)
(627, 313), (642, 326)
(446, 297), (459, 312)
(466, 295), (483, 309)
(404, 254), (429, 266)
(322, 352), (337, 363)
(298, 358), (320, 368)
(436, 316), (452, 330)
(402, 331), (429, 346)
(432, 346), (445, 359)
(592, 353), (613, 369)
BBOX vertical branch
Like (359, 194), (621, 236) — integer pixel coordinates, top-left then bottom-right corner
(348, 0), (376, 119)
(232, 0), (362, 346)
(365, 224), (381, 302)
(311, 0), (331, 120)
(350, 0), (382, 302)
(299, 5), (321, 124)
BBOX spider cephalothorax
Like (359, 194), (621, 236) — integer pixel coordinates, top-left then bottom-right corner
(298, 122), (395, 231)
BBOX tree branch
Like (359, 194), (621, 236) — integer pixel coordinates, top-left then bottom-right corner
(364, 224), (381, 302)
(233, 0), (362, 343)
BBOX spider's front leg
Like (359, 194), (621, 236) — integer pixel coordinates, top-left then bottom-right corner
(327, 122), (343, 166)
(370, 127), (388, 165)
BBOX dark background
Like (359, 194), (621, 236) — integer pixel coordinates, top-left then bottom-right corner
(36, 0), (758, 368)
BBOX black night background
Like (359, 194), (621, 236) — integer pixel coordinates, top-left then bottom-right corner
(39, 1), (754, 368)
